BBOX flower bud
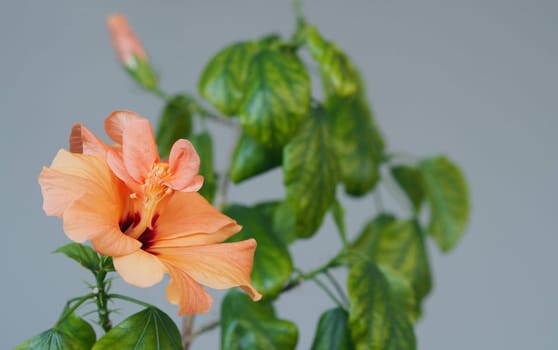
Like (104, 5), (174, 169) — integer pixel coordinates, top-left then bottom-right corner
(107, 14), (158, 90)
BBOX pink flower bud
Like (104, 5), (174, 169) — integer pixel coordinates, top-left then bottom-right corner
(107, 14), (158, 89)
(107, 14), (148, 68)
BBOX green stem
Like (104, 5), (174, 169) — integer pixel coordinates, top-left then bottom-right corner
(95, 271), (112, 332)
(292, 0), (306, 28)
(339, 230), (349, 250)
(324, 270), (350, 308)
(383, 151), (420, 164)
(55, 293), (96, 327)
(311, 276), (346, 309)
(108, 293), (154, 309)
(150, 87), (171, 101)
(182, 315), (196, 350)
(304, 253), (343, 279)
(150, 85), (237, 128)
(191, 102), (237, 128)
(288, 252), (347, 307)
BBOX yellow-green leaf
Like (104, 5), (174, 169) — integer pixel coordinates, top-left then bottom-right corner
(230, 131), (282, 183)
(283, 107), (339, 237)
(331, 199), (348, 243)
(351, 214), (396, 256)
(224, 204), (293, 299)
(221, 290), (298, 350)
(239, 47), (310, 147)
(198, 41), (259, 116)
(391, 165), (425, 213)
(354, 218), (432, 318)
(348, 261), (416, 350)
(271, 200), (299, 245)
(327, 93), (384, 196)
(419, 156), (470, 252)
(306, 26), (358, 97)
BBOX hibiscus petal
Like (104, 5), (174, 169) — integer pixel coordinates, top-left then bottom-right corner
(148, 223), (241, 249)
(164, 263), (214, 315)
(122, 118), (159, 183)
(104, 110), (142, 144)
(62, 196), (139, 253)
(156, 192), (240, 241)
(89, 225), (142, 257)
(113, 250), (166, 288)
(50, 150), (119, 196)
(39, 167), (89, 217)
(163, 139), (202, 192)
(69, 124), (109, 156)
(180, 175), (204, 192)
(156, 239), (261, 302)
(106, 148), (143, 194)
(39, 150), (121, 217)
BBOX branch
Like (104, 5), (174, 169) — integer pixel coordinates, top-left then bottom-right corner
(181, 315), (195, 350)
(181, 318), (220, 348)
(189, 100), (238, 128)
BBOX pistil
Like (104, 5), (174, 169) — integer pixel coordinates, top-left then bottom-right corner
(125, 163), (173, 239)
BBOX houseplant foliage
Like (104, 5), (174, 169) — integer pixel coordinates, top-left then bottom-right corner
(18, 2), (470, 350)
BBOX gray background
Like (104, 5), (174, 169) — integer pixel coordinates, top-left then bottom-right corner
(1, 0), (557, 349)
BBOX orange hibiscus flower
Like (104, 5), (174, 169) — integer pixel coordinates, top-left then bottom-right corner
(39, 110), (261, 314)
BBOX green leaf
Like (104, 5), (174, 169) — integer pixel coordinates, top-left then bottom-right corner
(306, 26), (358, 97)
(54, 243), (99, 274)
(100, 255), (115, 272)
(224, 204), (293, 299)
(239, 47), (311, 147)
(331, 199), (348, 244)
(310, 307), (353, 350)
(15, 313), (96, 350)
(354, 218), (432, 317)
(259, 33), (282, 47)
(221, 290), (298, 350)
(378, 265), (418, 322)
(419, 156), (470, 252)
(190, 131), (217, 203)
(351, 214), (396, 256)
(230, 131), (282, 183)
(326, 93), (384, 196)
(271, 200), (298, 245)
(156, 94), (192, 159)
(93, 307), (181, 350)
(252, 200), (280, 221)
(283, 106), (339, 237)
(348, 261), (416, 350)
(253, 200), (297, 245)
(199, 41), (259, 116)
(391, 165), (425, 213)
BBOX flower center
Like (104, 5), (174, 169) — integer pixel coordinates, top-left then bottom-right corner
(143, 163), (172, 201)
(126, 163), (173, 239)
